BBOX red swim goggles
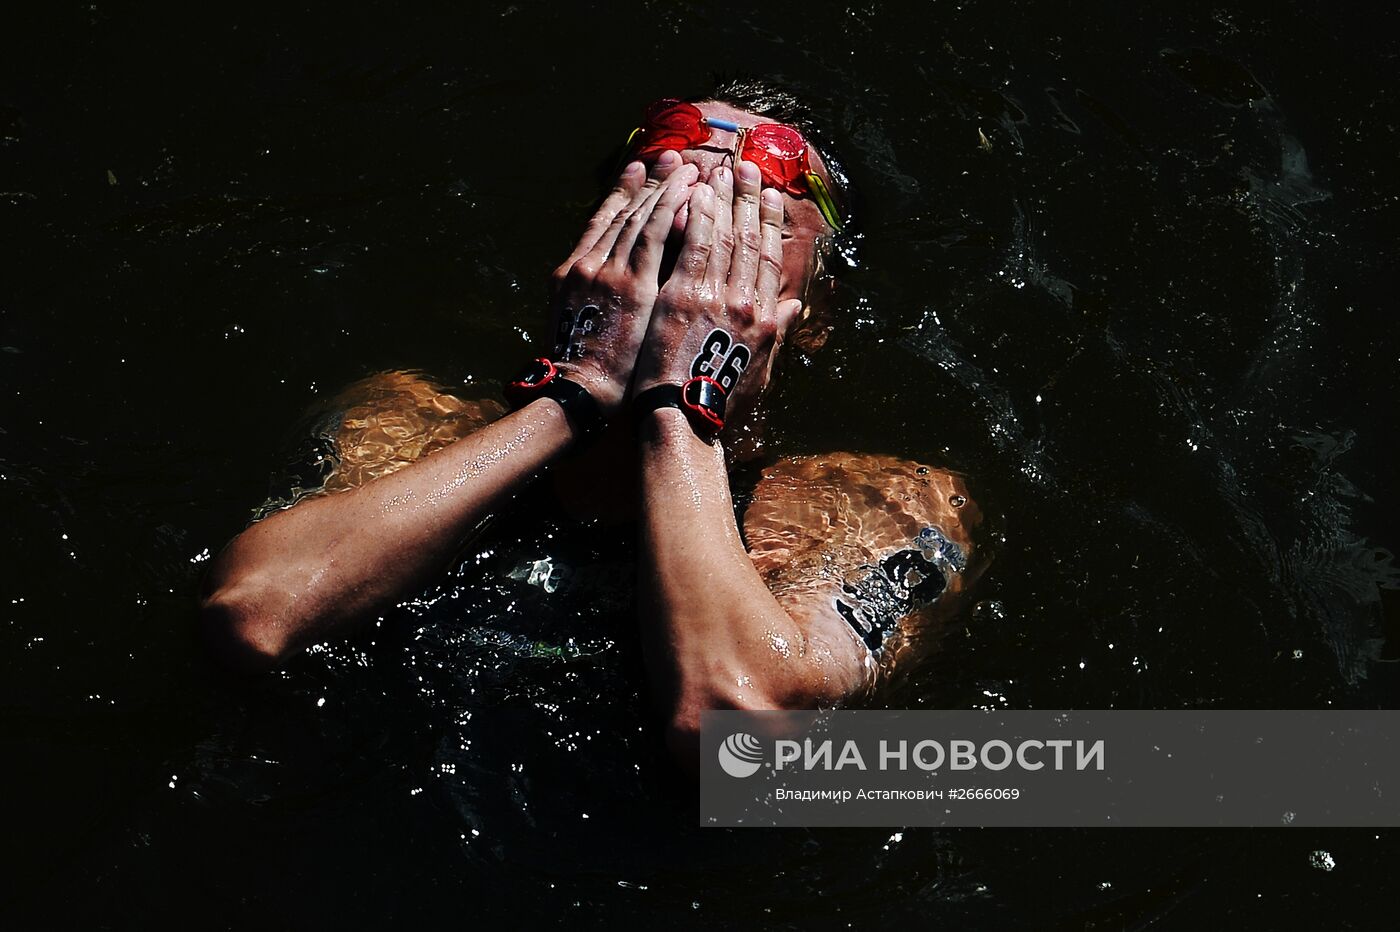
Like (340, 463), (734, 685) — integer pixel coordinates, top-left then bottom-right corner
(626, 98), (843, 231)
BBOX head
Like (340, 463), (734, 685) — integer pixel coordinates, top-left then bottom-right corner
(622, 79), (855, 314)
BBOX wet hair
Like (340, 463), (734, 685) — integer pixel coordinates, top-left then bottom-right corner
(697, 76), (858, 238)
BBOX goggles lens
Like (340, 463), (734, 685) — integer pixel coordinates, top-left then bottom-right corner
(636, 99), (709, 155)
(741, 123), (809, 194)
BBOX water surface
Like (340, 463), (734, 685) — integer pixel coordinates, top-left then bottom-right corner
(4, 2), (1398, 926)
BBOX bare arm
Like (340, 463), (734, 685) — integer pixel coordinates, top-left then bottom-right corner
(202, 153), (699, 670)
(637, 410), (869, 765)
(631, 164), (867, 766)
(201, 397), (581, 670)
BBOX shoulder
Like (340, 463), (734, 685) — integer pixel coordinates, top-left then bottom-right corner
(252, 370), (505, 521)
(742, 452), (991, 676)
(744, 452), (986, 579)
(317, 370), (504, 493)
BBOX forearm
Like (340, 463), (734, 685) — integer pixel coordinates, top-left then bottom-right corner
(636, 409), (819, 724)
(202, 397), (577, 668)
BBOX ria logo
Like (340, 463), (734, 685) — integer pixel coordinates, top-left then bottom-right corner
(718, 732), (765, 778)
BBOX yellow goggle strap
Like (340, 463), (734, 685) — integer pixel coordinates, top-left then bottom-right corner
(805, 171), (843, 232)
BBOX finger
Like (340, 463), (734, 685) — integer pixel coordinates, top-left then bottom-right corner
(704, 165), (735, 292)
(755, 187), (786, 313)
(771, 298), (804, 356)
(670, 184), (717, 287)
(585, 151), (683, 268)
(563, 161), (646, 267)
(629, 166), (698, 279)
(727, 159), (762, 300)
(609, 161), (697, 268)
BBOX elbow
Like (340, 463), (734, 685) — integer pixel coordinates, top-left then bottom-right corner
(664, 705), (706, 775)
(198, 577), (296, 675)
(661, 656), (860, 774)
(663, 683), (793, 776)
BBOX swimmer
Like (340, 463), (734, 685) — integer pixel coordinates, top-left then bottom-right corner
(200, 80), (990, 769)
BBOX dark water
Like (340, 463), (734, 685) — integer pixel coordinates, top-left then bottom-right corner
(5, 1), (1398, 927)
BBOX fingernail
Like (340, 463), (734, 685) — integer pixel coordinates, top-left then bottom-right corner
(762, 188), (782, 209)
(624, 161), (644, 177)
(737, 161), (760, 185)
(657, 150), (681, 168)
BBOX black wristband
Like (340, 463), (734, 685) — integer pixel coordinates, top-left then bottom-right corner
(536, 375), (606, 439)
(633, 377), (727, 439)
(505, 358), (606, 441)
(632, 384), (684, 422)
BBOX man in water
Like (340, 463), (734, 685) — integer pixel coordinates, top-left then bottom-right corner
(201, 81), (988, 767)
